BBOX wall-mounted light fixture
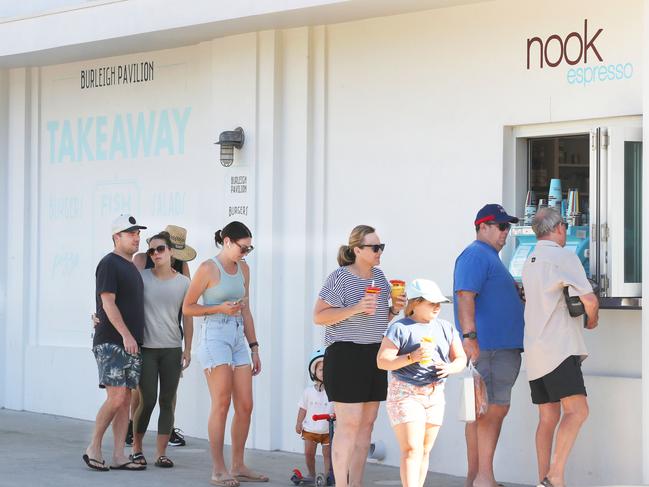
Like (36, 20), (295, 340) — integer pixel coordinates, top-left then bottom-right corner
(215, 127), (245, 167)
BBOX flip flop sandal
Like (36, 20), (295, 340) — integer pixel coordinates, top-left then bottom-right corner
(82, 454), (109, 472)
(110, 461), (146, 471)
(234, 472), (270, 482)
(155, 455), (174, 468)
(129, 452), (147, 465)
(210, 475), (240, 487)
(537, 478), (555, 487)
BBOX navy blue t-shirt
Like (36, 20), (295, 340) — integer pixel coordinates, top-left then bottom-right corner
(453, 240), (524, 350)
(94, 252), (145, 347)
(384, 317), (459, 386)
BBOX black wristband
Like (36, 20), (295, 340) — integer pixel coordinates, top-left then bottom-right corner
(462, 331), (478, 339)
(248, 341), (259, 349)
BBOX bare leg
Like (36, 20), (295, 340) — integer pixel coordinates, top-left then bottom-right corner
(130, 388), (140, 420)
(111, 393), (132, 465)
(420, 424), (441, 487)
(348, 401), (379, 487)
(156, 434), (171, 459)
(230, 364), (266, 480)
(536, 403), (560, 482)
(545, 395), (589, 487)
(330, 402), (364, 487)
(393, 421), (426, 487)
(465, 422), (478, 487)
(304, 439), (317, 477)
(204, 365), (235, 481)
(86, 386), (131, 463)
(322, 444), (332, 479)
(473, 404), (509, 487)
(132, 432), (145, 458)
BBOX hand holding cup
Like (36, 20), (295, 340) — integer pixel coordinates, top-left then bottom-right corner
(362, 286), (381, 315)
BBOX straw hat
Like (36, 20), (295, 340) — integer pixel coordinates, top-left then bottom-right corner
(165, 225), (197, 262)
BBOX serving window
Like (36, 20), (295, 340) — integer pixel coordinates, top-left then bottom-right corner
(508, 118), (643, 308)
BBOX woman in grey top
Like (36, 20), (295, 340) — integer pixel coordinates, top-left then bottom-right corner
(131, 231), (192, 468)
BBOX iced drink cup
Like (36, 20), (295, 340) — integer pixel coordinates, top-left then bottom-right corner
(365, 286), (381, 315)
(389, 280), (406, 301)
(419, 336), (435, 366)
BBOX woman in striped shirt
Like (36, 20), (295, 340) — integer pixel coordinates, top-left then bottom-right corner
(313, 224), (406, 487)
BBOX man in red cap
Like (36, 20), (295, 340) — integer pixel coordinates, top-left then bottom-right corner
(453, 204), (525, 487)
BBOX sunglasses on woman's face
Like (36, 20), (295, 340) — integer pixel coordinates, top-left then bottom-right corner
(146, 245), (168, 256)
(359, 243), (386, 253)
(233, 241), (254, 255)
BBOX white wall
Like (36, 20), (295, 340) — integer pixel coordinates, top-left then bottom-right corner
(1, 0), (645, 485)
(0, 67), (8, 408)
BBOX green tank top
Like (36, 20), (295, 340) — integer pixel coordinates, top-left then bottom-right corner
(202, 257), (245, 305)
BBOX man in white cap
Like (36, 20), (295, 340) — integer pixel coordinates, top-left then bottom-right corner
(83, 214), (147, 471)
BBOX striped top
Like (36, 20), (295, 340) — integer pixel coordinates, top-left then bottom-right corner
(318, 266), (391, 345)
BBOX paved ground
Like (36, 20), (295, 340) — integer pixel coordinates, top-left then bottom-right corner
(0, 408), (530, 487)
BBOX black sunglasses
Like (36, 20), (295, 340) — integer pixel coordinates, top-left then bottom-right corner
(146, 245), (168, 256)
(486, 222), (511, 231)
(359, 243), (386, 253)
(234, 241), (254, 255)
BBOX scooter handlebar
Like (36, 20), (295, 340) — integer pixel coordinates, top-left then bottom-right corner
(312, 414), (335, 421)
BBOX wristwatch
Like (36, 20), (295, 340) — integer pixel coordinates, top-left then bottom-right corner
(462, 331), (478, 340)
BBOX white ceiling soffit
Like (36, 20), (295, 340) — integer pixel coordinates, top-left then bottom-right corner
(0, 0), (491, 68)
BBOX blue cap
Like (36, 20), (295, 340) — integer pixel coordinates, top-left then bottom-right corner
(474, 204), (519, 225)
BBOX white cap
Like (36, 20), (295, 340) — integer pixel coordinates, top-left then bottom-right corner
(406, 279), (451, 304)
(111, 214), (147, 235)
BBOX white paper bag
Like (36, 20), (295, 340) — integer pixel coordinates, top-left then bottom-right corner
(458, 366), (476, 422)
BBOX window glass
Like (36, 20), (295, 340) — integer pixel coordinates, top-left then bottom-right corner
(624, 141), (642, 283)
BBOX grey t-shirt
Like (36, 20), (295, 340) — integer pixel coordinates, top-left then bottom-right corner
(141, 269), (190, 348)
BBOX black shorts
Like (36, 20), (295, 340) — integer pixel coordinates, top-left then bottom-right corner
(529, 355), (587, 405)
(323, 341), (387, 403)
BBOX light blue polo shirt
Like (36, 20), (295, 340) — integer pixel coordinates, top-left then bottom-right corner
(453, 240), (524, 350)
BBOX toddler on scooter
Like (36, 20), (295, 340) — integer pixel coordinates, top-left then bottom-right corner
(295, 348), (334, 484)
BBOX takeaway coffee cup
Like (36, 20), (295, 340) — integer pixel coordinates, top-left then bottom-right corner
(365, 286), (381, 315)
(389, 280), (406, 301)
(419, 336), (435, 366)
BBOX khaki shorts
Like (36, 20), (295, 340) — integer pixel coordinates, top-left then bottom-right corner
(386, 376), (445, 426)
(301, 431), (330, 445)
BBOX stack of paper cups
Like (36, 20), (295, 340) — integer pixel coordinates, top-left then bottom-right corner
(523, 190), (536, 225)
(548, 178), (562, 209)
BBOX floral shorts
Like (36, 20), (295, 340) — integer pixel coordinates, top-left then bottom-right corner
(386, 376), (446, 426)
(93, 343), (142, 389)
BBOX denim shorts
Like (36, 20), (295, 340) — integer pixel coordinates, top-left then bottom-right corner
(474, 349), (522, 406)
(197, 314), (250, 370)
(93, 343), (142, 389)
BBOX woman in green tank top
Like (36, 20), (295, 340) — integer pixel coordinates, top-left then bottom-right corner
(183, 221), (266, 487)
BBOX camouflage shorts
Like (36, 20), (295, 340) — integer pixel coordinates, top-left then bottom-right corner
(93, 343), (142, 389)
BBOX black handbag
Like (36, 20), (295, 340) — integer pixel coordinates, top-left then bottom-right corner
(563, 287), (585, 317)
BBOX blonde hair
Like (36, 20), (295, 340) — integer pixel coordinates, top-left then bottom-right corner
(337, 225), (376, 266)
(405, 297), (441, 317)
(405, 297), (426, 317)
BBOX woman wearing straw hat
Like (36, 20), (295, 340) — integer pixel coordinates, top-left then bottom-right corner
(130, 225), (197, 449)
(129, 230), (193, 468)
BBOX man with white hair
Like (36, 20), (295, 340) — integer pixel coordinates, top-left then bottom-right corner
(522, 207), (599, 487)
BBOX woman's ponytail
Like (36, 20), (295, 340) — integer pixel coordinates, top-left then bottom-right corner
(337, 245), (356, 266)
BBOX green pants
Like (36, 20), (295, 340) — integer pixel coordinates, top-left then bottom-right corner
(133, 347), (182, 436)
